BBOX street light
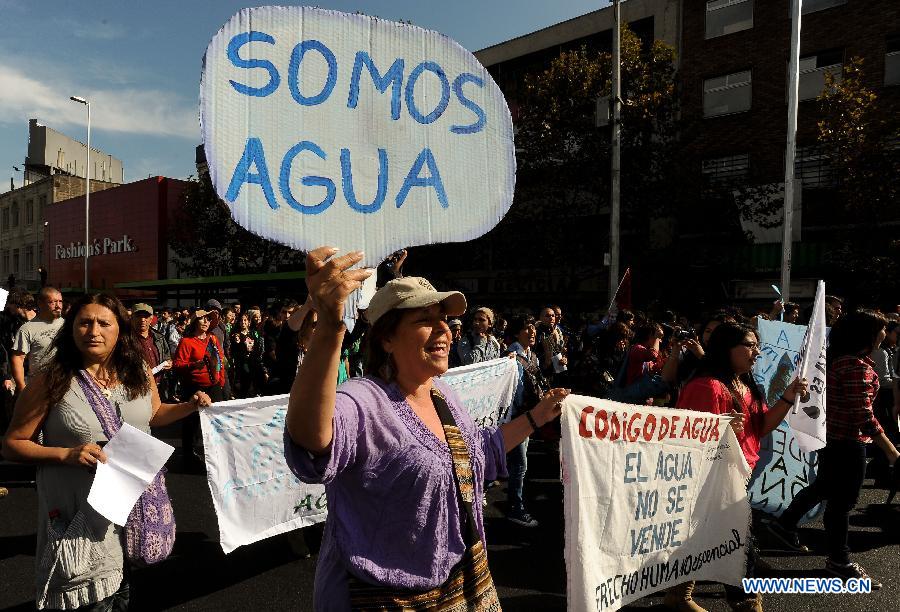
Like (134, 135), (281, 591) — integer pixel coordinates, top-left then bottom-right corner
(70, 95), (90, 292)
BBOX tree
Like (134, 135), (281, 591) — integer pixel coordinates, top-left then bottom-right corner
(169, 176), (304, 278)
(816, 57), (900, 304)
(514, 26), (685, 228)
(817, 57), (899, 220)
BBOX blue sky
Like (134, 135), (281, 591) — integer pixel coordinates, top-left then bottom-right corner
(0, 0), (605, 190)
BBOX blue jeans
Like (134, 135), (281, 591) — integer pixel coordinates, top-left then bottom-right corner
(507, 436), (529, 512)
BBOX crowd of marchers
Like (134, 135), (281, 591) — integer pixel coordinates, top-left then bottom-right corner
(1, 252), (899, 611)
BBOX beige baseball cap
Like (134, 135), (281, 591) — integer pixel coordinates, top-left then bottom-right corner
(132, 303), (153, 316)
(366, 277), (466, 326)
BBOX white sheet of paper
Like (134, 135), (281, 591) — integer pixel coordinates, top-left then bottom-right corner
(0, 288), (8, 311)
(151, 360), (170, 375)
(87, 423), (174, 526)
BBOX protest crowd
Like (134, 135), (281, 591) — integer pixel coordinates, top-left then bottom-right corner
(1, 249), (899, 612)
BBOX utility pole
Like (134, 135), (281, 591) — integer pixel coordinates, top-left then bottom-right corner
(608, 0), (622, 302)
(781, 0), (803, 302)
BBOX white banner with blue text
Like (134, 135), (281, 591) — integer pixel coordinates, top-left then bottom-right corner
(201, 358), (517, 553)
(200, 394), (327, 553)
(442, 356), (518, 428)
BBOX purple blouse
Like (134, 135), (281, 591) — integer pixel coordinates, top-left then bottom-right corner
(284, 376), (507, 611)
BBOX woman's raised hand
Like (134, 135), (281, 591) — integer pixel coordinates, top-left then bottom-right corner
(532, 388), (570, 426)
(728, 409), (745, 435)
(783, 377), (809, 404)
(305, 247), (373, 331)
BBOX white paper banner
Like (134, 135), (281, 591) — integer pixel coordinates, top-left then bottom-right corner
(200, 359), (516, 553)
(790, 280), (827, 452)
(561, 396), (751, 612)
(200, 394), (327, 554)
(441, 356), (518, 428)
(201, 6), (516, 267)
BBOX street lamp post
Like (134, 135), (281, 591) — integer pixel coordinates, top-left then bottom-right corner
(70, 96), (90, 292)
(608, 0), (622, 302)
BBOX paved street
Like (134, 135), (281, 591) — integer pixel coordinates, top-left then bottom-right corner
(2, 431), (898, 611)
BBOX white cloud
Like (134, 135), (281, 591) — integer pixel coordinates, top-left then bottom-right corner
(0, 64), (198, 139)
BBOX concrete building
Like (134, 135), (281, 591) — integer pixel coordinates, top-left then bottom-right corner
(412, 1), (899, 311)
(476, 0), (681, 121)
(23, 119), (124, 185)
(0, 120), (124, 291)
(0, 175), (117, 291)
(678, 0), (900, 300)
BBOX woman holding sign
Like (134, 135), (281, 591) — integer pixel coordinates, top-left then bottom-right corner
(667, 321), (807, 612)
(284, 247), (568, 610)
(767, 310), (899, 590)
(2, 293), (211, 610)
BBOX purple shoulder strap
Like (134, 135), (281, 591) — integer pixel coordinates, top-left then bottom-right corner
(75, 371), (122, 439)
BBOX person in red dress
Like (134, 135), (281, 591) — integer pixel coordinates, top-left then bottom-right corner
(665, 321), (806, 612)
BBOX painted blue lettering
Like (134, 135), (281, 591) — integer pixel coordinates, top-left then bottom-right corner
(450, 73), (486, 134)
(225, 137), (277, 209)
(288, 40), (338, 106)
(404, 61), (450, 125)
(347, 52), (404, 120)
(279, 141), (335, 214)
(227, 31), (280, 97)
(341, 148), (389, 213)
(396, 148), (448, 209)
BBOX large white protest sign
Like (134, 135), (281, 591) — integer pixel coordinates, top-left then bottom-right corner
(200, 395), (326, 554)
(201, 7), (516, 266)
(747, 319), (822, 521)
(790, 280), (827, 452)
(561, 396), (750, 612)
(200, 360), (516, 553)
(442, 356), (518, 428)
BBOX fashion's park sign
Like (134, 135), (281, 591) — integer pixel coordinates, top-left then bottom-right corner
(200, 6), (516, 266)
(55, 235), (137, 260)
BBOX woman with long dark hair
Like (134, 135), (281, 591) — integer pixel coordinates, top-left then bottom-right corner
(665, 321), (806, 612)
(2, 294), (210, 610)
(766, 310), (899, 589)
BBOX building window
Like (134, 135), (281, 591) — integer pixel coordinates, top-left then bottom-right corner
(25, 246), (34, 273)
(705, 0), (753, 39)
(802, 0), (847, 15)
(12, 249), (20, 275)
(1, 250), (8, 274)
(26, 199), (34, 225)
(11, 202), (19, 228)
(702, 153), (750, 190)
(703, 70), (752, 117)
(1, 208), (7, 231)
(797, 49), (843, 101)
(887, 35), (900, 86)
(795, 146), (832, 187)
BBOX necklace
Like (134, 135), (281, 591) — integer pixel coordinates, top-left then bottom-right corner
(87, 369), (115, 399)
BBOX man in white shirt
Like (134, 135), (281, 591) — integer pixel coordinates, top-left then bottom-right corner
(11, 286), (64, 392)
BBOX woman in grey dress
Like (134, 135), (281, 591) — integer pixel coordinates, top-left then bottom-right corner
(2, 293), (211, 610)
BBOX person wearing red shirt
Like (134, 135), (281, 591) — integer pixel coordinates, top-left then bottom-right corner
(766, 310), (900, 590)
(666, 322), (806, 612)
(173, 310), (225, 470)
